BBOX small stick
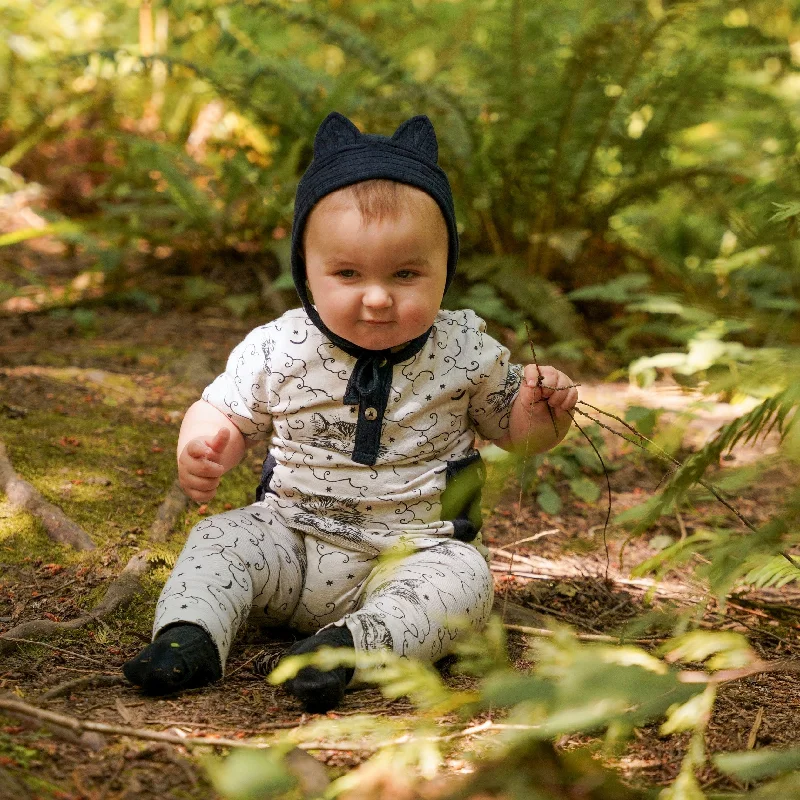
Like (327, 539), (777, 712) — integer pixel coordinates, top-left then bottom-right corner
(1, 638), (107, 666)
(567, 411), (612, 578)
(503, 529), (561, 548)
(746, 706), (764, 750)
(574, 404), (763, 536)
(40, 674), (125, 701)
(525, 325), (559, 440)
(503, 623), (662, 644)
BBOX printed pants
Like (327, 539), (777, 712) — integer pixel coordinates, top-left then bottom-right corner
(154, 504), (494, 680)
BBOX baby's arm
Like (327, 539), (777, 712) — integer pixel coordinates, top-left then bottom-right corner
(493, 365), (578, 454)
(177, 399), (248, 502)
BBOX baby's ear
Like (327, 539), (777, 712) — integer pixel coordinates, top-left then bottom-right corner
(314, 112), (360, 158)
(391, 115), (438, 163)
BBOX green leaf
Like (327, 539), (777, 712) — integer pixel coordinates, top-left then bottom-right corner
(204, 749), (296, 800)
(537, 482), (562, 515)
(568, 476), (601, 503)
(744, 555), (800, 590)
(770, 201), (800, 223)
(660, 686), (715, 735)
(660, 631), (755, 670)
(714, 747), (800, 781)
(625, 405), (662, 437)
(568, 274), (651, 303)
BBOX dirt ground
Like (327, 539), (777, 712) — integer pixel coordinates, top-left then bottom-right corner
(1, 308), (798, 800)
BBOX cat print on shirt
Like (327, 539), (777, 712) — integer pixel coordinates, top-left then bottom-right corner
(309, 412), (391, 459)
(291, 494), (385, 548)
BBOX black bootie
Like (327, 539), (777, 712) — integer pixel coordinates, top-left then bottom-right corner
(123, 623), (221, 695)
(283, 625), (355, 713)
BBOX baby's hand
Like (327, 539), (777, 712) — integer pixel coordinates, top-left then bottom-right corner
(178, 428), (230, 502)
(520, 364), (578, 413)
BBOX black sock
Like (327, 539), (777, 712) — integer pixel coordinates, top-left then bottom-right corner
(123, 623), (222, 695)
(283, 625), (355, 713)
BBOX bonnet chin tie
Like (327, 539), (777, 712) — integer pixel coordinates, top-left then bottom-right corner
(339, 326), (431, 466)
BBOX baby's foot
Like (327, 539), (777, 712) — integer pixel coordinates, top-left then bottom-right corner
(123, 623), (221, 695)
(283, 625), (355, 713)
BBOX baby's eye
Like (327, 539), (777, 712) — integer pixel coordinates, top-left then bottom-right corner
(336, 269), (356, 278)
(395, 269), (418, 279)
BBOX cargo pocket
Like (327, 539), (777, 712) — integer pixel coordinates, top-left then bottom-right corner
(441, 450), (486, 543)
(255, 452), (278, 502)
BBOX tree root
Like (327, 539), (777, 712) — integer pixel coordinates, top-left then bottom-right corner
(0, 439), (95, 550)
(0, 551), (152, 655)
(0, 479), (187, 655)
(150, 479), (189, 543)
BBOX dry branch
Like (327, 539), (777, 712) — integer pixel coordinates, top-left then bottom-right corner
(0, 697), (541, 755)
(0, 439), (95, 550)
(0, 480), (186, 655)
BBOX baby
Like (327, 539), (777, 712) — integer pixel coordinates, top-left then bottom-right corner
(123, 112), (578, 711)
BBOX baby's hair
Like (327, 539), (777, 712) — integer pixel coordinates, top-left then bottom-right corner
(313, 179), (441, 226)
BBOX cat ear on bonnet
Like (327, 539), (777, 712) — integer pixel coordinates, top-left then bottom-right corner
(313, 112), (360, 158)
(391, 116), (438, 163)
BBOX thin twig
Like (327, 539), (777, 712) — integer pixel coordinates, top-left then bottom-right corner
(503, 529), (561, 549)
(567, 411), (611, 578)
(1, 638), (107, 666)
(503, 623), (662, 644)
(40, 674), (125, 701)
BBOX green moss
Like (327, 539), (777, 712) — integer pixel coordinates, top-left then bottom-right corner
(0, 502), (70, 564)
(1, 406), (179, 549)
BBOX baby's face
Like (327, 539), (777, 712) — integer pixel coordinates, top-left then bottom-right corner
(304, 188), (448, 351)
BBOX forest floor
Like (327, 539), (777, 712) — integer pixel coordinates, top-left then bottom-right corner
(0, 307), (798, 800)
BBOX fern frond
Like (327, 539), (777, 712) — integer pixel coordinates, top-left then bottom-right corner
(625, 389), (798, 532)
(146, 547), (179, 568)
(744, 555), (800, 590)
(459, 256), (582, 339)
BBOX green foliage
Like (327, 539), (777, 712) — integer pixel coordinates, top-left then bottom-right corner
(513, 424), (608, 514)
(198, 620), (773, 799)
(205, 748), (299, 800)
(3, 0), (799, 357)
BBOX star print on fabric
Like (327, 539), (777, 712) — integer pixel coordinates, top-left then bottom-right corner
(181, 604), (187, 609)
(440, 384), (445, 389)
(326, 455), (333, 461)
(426, 394), (432, 401)
(347, 574), (354, 579)
(326, 580), (333, 586)
(429, 354), (435, 359)
(388, 437), (395, 443)
(326, 486), (332, 492)
(365, 505), (372, 511)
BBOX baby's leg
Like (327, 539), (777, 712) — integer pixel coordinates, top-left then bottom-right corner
(344, 539), (494, 668)
(124, 505), (304, 694)
(282, 540), (377, 712)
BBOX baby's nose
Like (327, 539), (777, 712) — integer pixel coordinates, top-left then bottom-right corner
(363, 284), (392, 308)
